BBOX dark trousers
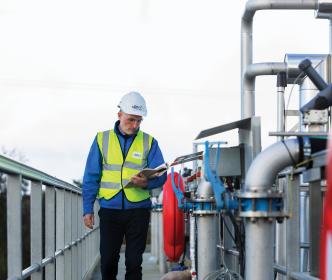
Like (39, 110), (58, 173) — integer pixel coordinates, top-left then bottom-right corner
(98, 208), (150, 280)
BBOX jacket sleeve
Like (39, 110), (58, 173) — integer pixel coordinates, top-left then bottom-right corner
(146, 138), (167, 190)
(82, 136), (102, 215)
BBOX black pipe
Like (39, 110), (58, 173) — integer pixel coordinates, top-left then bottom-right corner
(277, 72), (287, 88)
(298, 59), (332, 112)
(298, 59), (328, 90)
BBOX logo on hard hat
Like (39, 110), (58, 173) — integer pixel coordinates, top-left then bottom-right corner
(132, 105), (143, 111)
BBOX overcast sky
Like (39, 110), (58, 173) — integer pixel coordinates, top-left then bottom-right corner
(0, 0), (329, 182)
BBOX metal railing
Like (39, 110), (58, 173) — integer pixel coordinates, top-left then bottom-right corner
(0, 155), (99, 280)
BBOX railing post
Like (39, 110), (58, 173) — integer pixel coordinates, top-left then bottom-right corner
(95, 203), (100, 262)
(78, 196), (83, 279)
(31, 180), (42, 280)
(72, 193), (78, 280)
(82, 218), (87, 277)
(7, 174), (22, 279)
(45, 185), (55, 280)
(64, 190), (72, 279)
(56, 188), (65, 280)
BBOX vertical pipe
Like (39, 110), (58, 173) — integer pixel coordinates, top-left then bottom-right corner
(277, 72), (286, 141)
(275, 73), (287, 277)
(151, 211), (157, 259)
(241, 19), (254, 118)
(275, 72), (287, 278)
(286, 174), (301, 279)
(309, 181), (322, 276)
(7, 174), (22, 279)
(154, 211), (158, 260)
(158, 210), (167, 274)
(193, 143), (198, 174)
(300, 191), (309, 272)
(277, 88), (285, 141)
(245, 220), (274, 280)
(275, 178), (286, 280)
(45, 186), (55, 280)
(150, 211), (154, 257)
(197, 215), (218, 280)
(189, 214), (197, 279)
(223, 215), (237, 271)
(31, 181), (42, 280)
(330, 19), (332, 54)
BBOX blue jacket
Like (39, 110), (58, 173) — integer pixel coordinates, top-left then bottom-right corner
(82, 121), (167, 215)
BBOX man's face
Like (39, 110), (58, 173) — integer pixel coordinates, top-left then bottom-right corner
(118, 112), (143, 135)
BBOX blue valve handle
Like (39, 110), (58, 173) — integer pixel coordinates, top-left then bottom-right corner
(204, 141), (225, 210)
(170, 167), (184, 209)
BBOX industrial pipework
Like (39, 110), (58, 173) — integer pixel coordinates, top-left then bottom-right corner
(240, 138), (301, 280)
(240, 56), (331, 279)
(195, 180), (219, 280)
(241, 0), (332, 119)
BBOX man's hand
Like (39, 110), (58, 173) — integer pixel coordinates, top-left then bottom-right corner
(130, 174), (148, 188)
(83, 213), (94, 229)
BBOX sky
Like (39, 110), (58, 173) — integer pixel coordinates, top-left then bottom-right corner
(0, 0), (330, 182)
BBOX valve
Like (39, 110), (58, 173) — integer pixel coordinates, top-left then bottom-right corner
(203, 141), (238, 211)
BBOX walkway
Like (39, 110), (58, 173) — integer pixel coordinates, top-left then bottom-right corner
(89, 252), (163, 280)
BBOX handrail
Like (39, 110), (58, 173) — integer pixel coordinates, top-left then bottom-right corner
(1, 155), (100, 280)
(0, 154), (81, 193)
(19, 227), (99, 280)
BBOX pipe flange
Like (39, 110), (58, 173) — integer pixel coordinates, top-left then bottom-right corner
(237, 190), (283, 199)
(192, 199), (217, 215)
(192, 197), (215, 202)
(239, 210), (287, 218)
(193, 210), (218, 216)
(238, 195), (284, 219)
(152, 204), (163, 212)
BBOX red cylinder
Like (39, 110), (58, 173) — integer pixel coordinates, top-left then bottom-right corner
(162, 172), (185, 262)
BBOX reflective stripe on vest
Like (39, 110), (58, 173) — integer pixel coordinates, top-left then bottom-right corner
(97, 129), (153, 202)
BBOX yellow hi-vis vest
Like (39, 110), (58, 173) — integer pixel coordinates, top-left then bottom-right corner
(97, 129), (153, 202)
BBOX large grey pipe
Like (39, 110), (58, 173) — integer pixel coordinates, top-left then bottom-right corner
(245, 138), (300, 192)
(241, 0), (318, 118)
(243, 62), (288, 118)
(196, 180), (219, 280)
(244, 138), (300, 280)
(189, 214), (197, 279)
(157, 191), (167, 274)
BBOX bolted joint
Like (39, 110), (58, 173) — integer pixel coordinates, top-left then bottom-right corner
(238, 194), (286, 219)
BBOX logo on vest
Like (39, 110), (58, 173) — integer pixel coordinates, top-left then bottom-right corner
(132, 152), (142, 159)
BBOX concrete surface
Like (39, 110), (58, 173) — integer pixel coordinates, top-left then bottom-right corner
(89, 252), (163, 280)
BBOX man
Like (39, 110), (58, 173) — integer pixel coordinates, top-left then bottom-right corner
(82, 91), (167, 280)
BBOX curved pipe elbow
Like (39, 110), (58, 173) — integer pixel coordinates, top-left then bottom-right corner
(244, 62), (288, 80)
(244, 62), (288, 89)
(242, 0), (318, 22)
(245, 138), (301, 192)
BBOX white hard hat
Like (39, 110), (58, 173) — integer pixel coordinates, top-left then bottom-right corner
(118, 91), (147, 117)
